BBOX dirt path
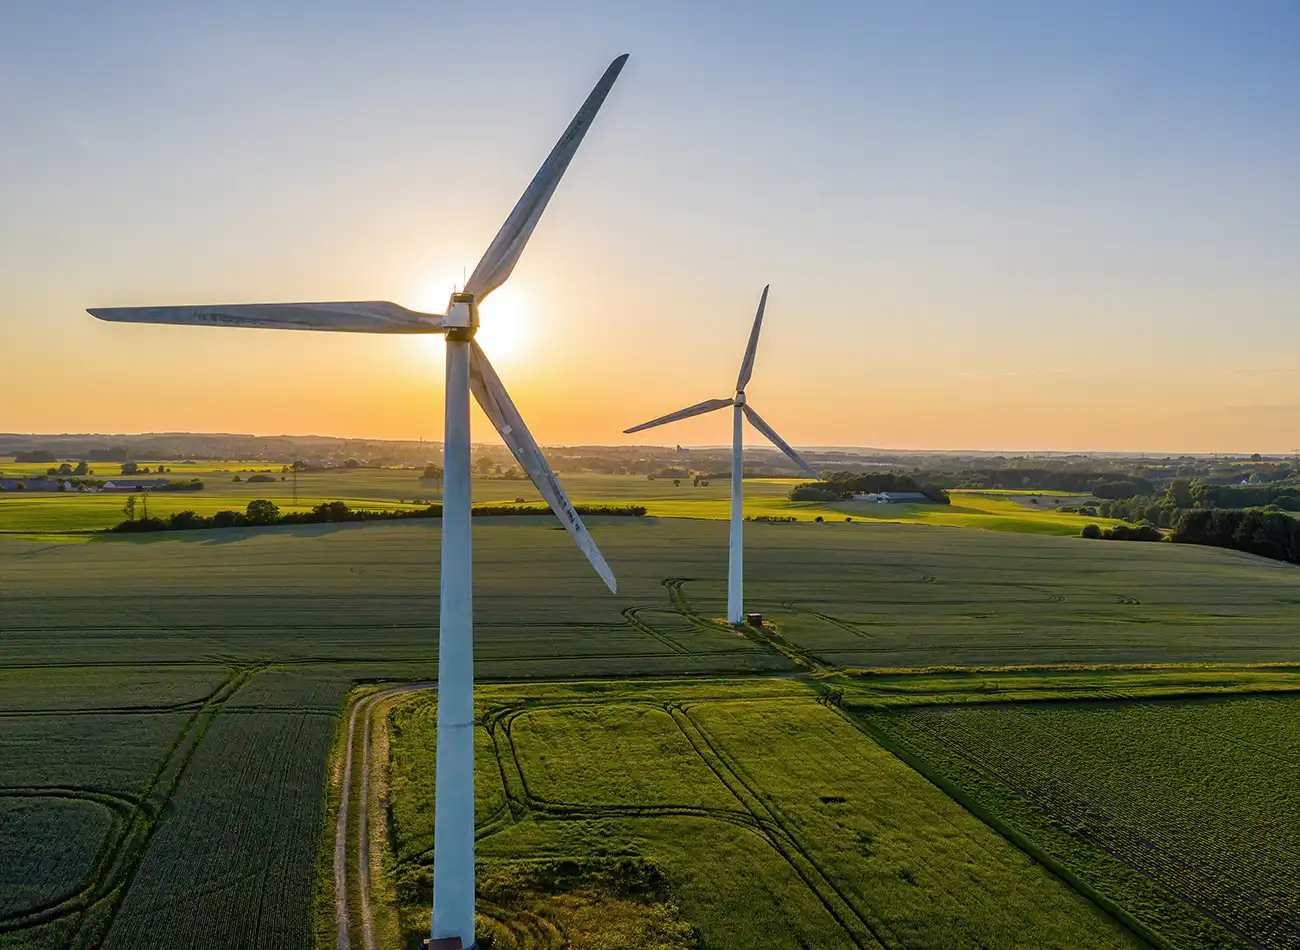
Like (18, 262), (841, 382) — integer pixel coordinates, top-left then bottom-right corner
(335, 684), (434, 950)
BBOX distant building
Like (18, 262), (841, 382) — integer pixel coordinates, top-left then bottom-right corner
(853, 491), (929, 504)
(878, 491), (928, 503)
(0, 478), (62, 492)
(101, 479), (169, 491)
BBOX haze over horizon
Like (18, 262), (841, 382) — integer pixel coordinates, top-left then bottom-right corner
(2, 2), (1298, 454)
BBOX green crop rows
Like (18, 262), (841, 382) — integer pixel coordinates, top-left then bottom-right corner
(862, 697), (1300, 950)
(3, 518), (1300, 948)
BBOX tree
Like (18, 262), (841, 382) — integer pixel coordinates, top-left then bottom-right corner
(122, 495), (137, 522)
(58, 462), (73, 475)
(169, 510), (204, 530)
(790, 486), (839, 502)
(421, 464), (443, 484)
(121, 461), (140, 475)
(673, 479), (681, 487)
(1080, 523), (1102, 539)
(232, 474), (242, 482)
(1251, 453), (1263, 462)
(473, 455), (494, 476)
(245, 499), (280, 525)
(73, 460), (88, 476)
(1162, 478), (1194, 509)
(1091, 479), (1145, 500)
(212, 509), (244, 529)
(344, 458), (361, 469)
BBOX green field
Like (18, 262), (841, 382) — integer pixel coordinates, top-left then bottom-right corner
(377, 680), (1141, 949)
(2, 517), (1299, 948)
(0, 461), (1120, 537)
(861, 696), (1300, 950)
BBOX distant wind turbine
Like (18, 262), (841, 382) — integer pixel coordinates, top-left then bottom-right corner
(88, 54), (630, 950)
(624, 286), (817, 624)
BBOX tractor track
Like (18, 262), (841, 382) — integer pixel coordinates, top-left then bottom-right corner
(0, 666), (258, 949)
(335, 581), (846, 949)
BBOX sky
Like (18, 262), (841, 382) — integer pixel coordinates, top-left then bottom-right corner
(2, 1), (1298, 454)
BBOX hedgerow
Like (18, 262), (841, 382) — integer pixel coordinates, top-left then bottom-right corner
(106, 500), (647, 533)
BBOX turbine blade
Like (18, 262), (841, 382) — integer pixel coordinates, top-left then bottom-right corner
(464, 54), (629, 302)
(468, 341), (617, 593)
(742, 404), (818, 477)
(623, 398), (734, 434)
(735, 284), (769, 392)
(87, 301), (444, 334)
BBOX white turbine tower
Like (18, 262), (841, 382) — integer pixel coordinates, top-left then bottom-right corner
(625, 286), (817, 624)
(88, 54), (629, 950)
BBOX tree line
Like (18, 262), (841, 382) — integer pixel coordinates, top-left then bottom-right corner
(788, 472), (951, 504)
(108, 500), (647, 533)
(1170, 509), (1300, 564)
(1080, 506), (1300, 566)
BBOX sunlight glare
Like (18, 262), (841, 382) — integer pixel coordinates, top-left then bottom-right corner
(411, 277), (537, 366)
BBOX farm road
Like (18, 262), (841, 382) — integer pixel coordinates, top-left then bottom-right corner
(335, 683), (433, 950)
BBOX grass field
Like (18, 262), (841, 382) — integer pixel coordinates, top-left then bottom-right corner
(3, 517), (1299, 948)
(0, 461), (1120, 536)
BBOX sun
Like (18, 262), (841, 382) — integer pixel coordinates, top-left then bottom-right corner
(473, 283), (536, 364)
(411, 278), (536, 365)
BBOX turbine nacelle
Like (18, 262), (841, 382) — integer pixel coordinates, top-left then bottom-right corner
(733, 391), (747, 406)
(444, 292), (479, 339)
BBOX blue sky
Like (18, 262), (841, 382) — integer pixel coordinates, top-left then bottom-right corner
(2, 1), (1298, 451)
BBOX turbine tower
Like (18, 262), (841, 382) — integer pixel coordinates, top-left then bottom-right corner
(625, 286), (817, 624)
(88, 54), (629, 950)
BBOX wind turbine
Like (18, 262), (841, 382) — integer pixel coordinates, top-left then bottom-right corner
(88, 54), (629, 950)
(625, 286), (817, 625)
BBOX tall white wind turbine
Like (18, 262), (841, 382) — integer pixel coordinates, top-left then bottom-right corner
(88, 54), (629, 950)
(624, 286), (817, 624)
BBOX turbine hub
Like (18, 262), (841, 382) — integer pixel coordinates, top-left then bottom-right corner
(734, 391), (746, 406)
(444, 292), (479, 341)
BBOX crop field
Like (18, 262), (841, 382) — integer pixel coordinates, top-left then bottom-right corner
(0, 463), (1118, 536)
(862, 696), (1300, 950)
(2, 517), (1299, 948)
(372, 680), (1142, 950)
